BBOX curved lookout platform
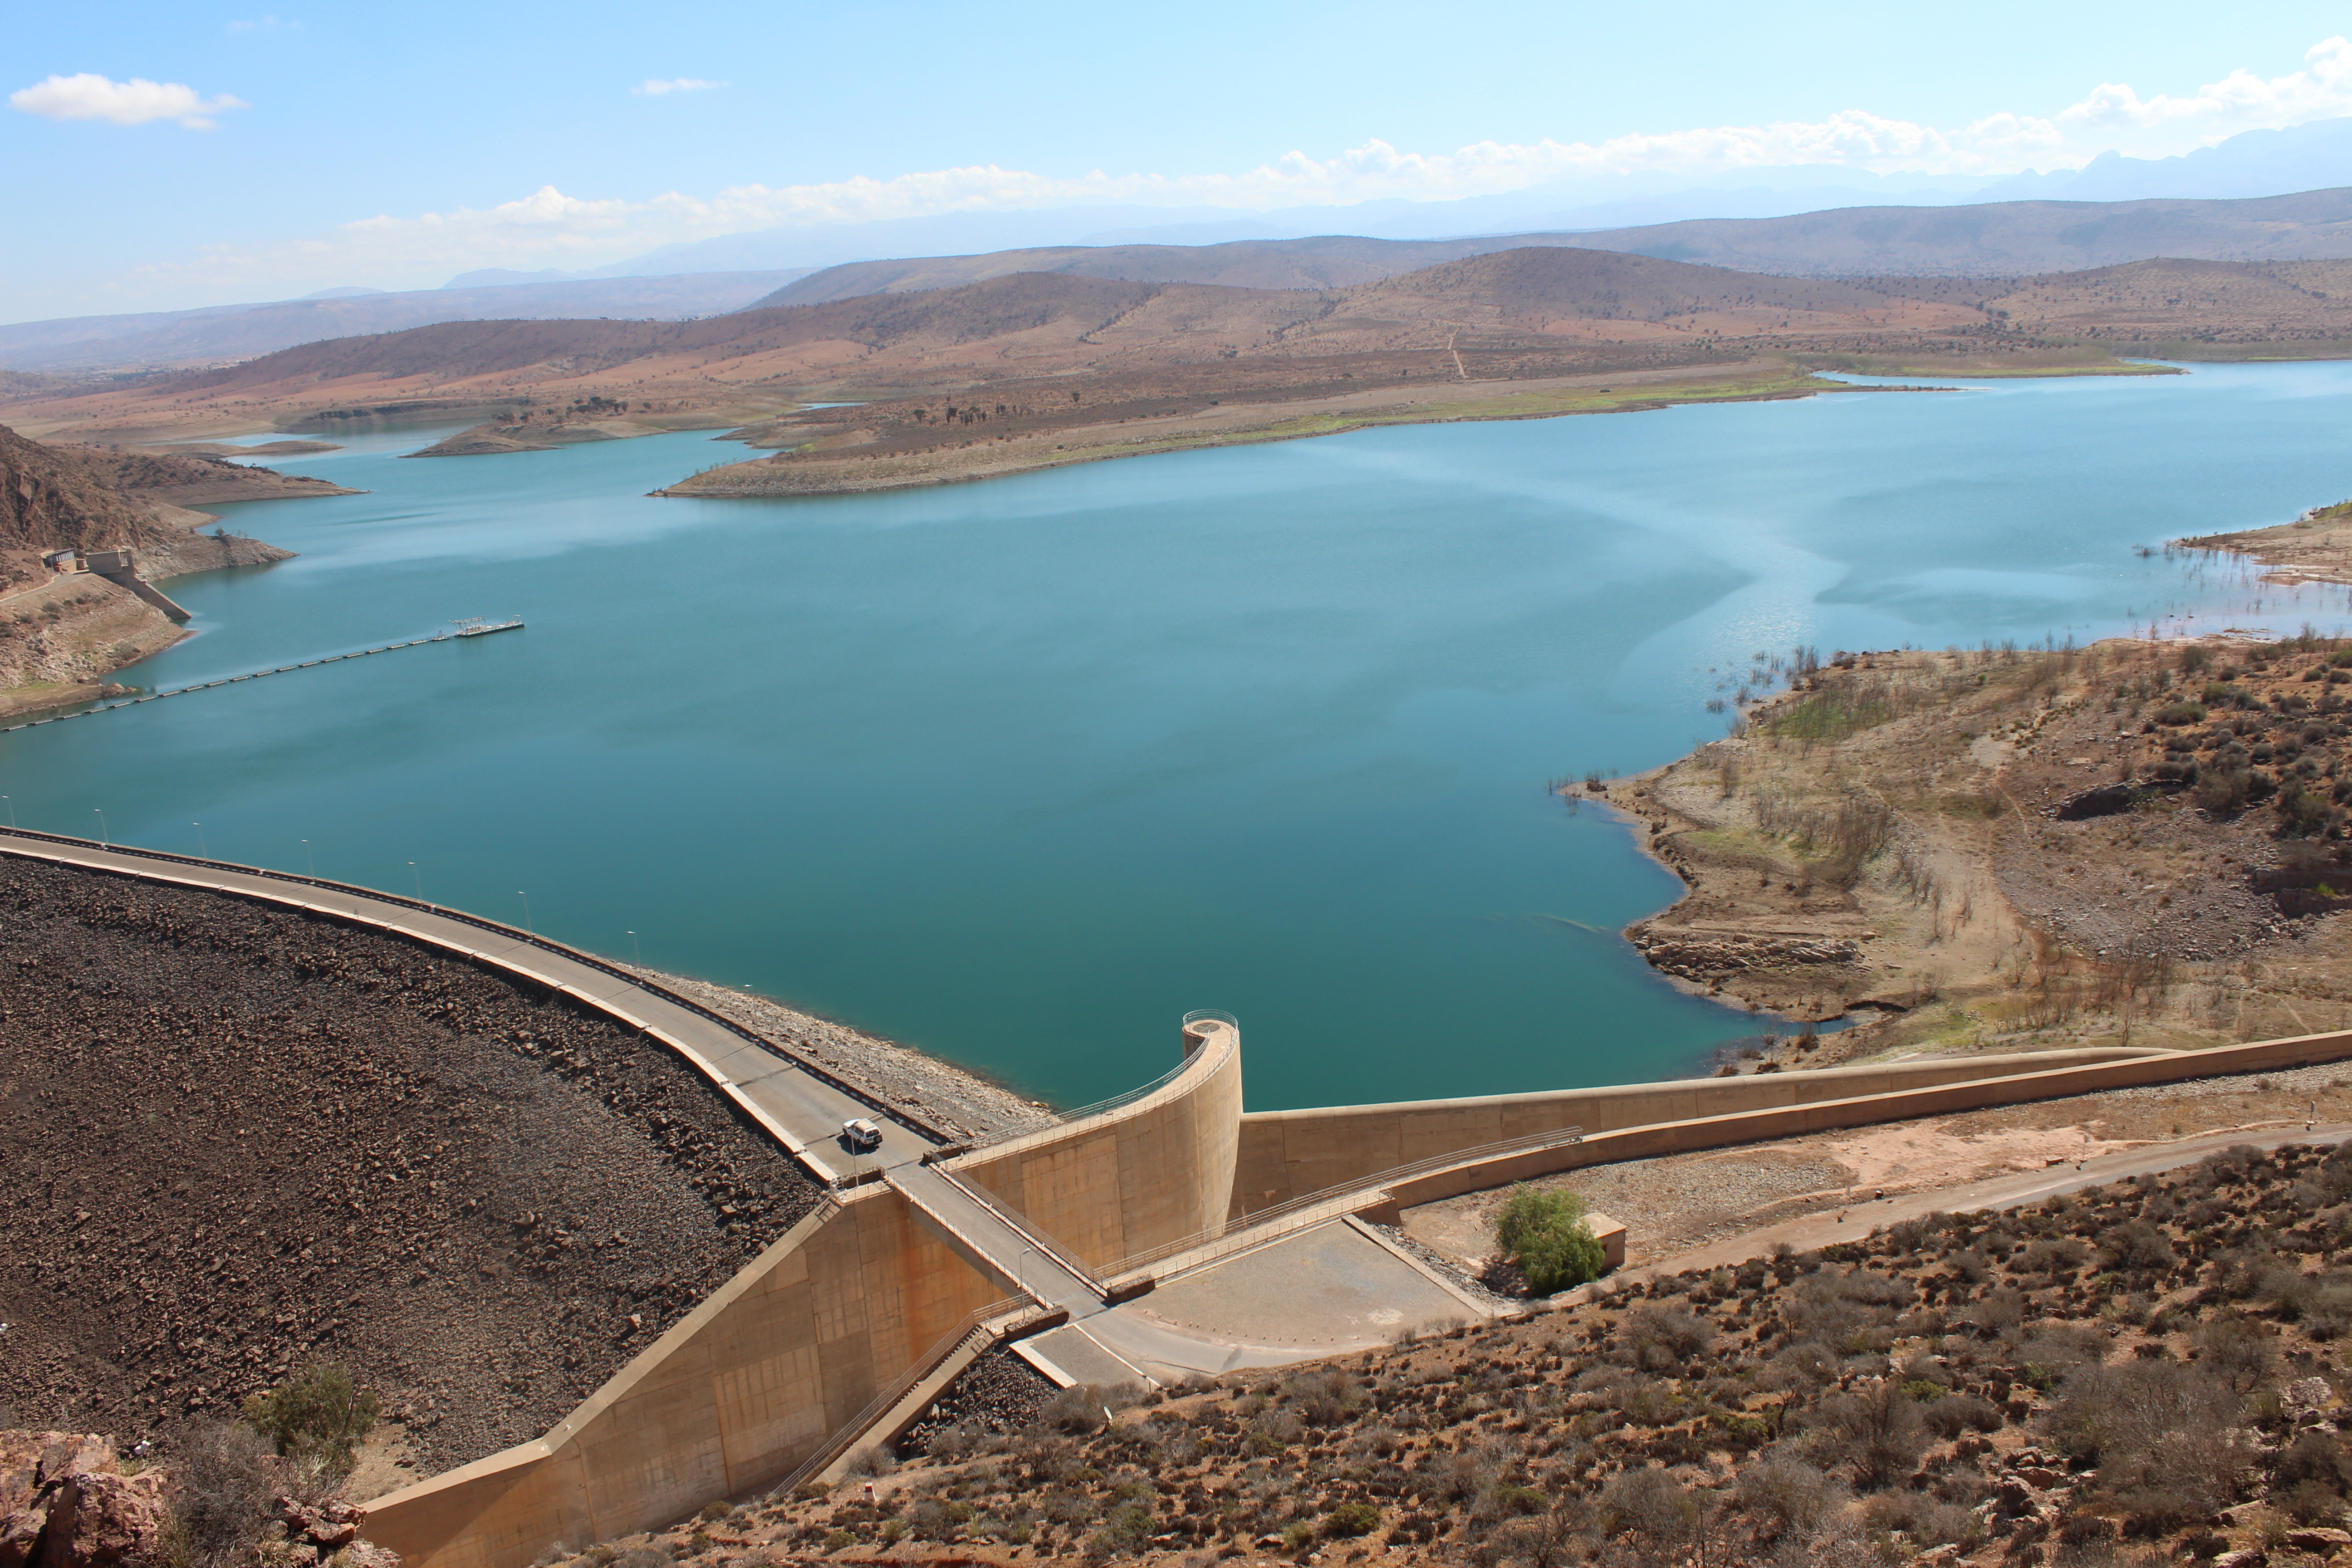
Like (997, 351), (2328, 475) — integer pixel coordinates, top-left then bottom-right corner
(8, 826), (2352, 1568)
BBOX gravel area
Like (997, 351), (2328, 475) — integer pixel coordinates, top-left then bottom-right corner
(0, 855), (823, 1475)
(1404, 1057), (2352, 1276)
(643, 972), (1055, 1144)
(892, 1345), (1058, 1457)
(1360, 1222), (1518, 1315)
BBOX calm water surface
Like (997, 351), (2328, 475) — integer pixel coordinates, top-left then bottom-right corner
(7, 363), (2352, 1109)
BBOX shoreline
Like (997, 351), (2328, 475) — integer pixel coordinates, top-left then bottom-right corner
(1588, 627), (2352, 1079)
(655, 367), (1893, 500)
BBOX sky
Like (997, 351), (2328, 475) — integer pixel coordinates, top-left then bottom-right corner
(10, 0), (2352, 319)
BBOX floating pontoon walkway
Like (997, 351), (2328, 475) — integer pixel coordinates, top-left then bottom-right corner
(0, 632), (455, 734)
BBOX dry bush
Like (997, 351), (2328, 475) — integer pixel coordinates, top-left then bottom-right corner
(1802, 1382), (1927, 1491)
(1862, 1488), (1984, 1549)
(160, 1421), (313, 1568)
(1617, 1304), (1714, 1371)
(2048, 1361), (2250, 1529)
(1732, 1453), (1845, 1539)
(2194, 1315), (2277, 1394)
(1596, 1465), (1698, 1546)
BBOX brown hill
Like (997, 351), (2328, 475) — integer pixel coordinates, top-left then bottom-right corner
(1571, 186), (2352, 277)
(0, 423), (170, 559)
(746, 189), (2352, 314)
(751, 235), (1583, 308)
(7, 249), (1985, 449)
(0, 270), (815, 374)
(1973, 256), (2352, 350)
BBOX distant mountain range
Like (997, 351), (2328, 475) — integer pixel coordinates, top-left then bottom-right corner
(749, 188), (2352, 308)
(581, 115), (2352, 278)
(12, 112), (2352, 375)
(0, 271), (812, 373)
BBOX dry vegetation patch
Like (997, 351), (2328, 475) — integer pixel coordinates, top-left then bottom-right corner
(588, 1141), (2352, 1568)
(1606, 630), (2352, 1068)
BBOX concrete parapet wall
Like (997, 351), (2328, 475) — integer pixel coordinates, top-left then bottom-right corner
(363, 1185), (1002, 1568)
(1345, 1032), (2352, 1223)
(1235, 1046), (2181, 1210)
(946, 1017), (1244, 1272)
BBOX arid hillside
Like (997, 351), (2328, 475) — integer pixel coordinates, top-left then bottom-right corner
(563, 1139), (2352, 1568)
(1603, 627), (2352, 1075)
(0, 425), (326, 716)
(1970, 258), (2352, 353)
(757, 189), (2352, 308)
(0, 247), (2004, 451)
(751, 234), (1539, 306)
(0, 856), (824, 1475)
(1565, 185), (2352, 276)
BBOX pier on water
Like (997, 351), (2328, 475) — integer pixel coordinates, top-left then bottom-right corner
(0, 632), (456, 735)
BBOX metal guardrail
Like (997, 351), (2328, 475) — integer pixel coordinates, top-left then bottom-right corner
(0, 826), (952, 1144)
(769, 1295), (1036, 1496)
(1098, 1122), (1587, 1282)
(918, 1164), (1110, 1297)
(1027, 1008), (1240, 1129)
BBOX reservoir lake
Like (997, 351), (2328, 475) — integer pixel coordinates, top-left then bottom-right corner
(7, 361), (2352, 1110)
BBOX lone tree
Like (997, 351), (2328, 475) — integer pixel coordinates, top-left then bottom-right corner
(241, 1362), (382, 1480)
(1494, 1184), (1606, 1294)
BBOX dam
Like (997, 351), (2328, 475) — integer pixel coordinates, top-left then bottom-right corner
(10, 823), (2352, 1568)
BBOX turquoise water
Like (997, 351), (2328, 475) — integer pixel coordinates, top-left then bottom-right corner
(7, 363), (2352, 1110)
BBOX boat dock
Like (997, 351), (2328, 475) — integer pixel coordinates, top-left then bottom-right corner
(2, 632), (459, 735)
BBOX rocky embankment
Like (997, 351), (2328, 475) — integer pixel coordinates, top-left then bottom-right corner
(1604, 633), (2352, 1066)
(651, 971), (1054, 1144)
(0, 425), (325, 716)
(0, 856), (824, 1473)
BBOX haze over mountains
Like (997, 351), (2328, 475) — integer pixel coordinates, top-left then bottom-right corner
(12, 111), (2352, 377)
(0, 271), (814, 375)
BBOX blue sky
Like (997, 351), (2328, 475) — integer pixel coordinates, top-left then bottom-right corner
(10, 0), (2352, 318)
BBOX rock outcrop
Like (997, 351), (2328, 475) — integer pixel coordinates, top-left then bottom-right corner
(0, 1433), (167, 1568)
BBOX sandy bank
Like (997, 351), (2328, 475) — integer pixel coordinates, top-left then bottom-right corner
(2178, 496), (2352, 587)
(656, 364), (1884, 499)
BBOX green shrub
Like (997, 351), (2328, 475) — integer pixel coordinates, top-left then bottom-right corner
(240, 1362), (381, 1480)
(2153, 700), (2207, 725)
(1323, 1501), (1383, 1538)
(1495, 1185), (1607, 1294)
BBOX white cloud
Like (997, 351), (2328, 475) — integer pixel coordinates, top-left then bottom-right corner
(633, 78), (725, 96)
(10, 72), (248, 129)
(75, 36), (2352, 305)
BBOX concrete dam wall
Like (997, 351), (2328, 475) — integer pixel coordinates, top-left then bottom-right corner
(14, 832), (2352, 1568)
(362, 1187), (1005, 1568)
(944, 1013), (1243, 1273)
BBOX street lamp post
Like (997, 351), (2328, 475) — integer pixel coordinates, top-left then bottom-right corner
(517, 891), (533, 932)
(2, 796), (13, 829)
(193, 823), (206, 857)
(408, 862), (423, 902)
(93, 808), (107, 845)
(627, 930), (642, 965)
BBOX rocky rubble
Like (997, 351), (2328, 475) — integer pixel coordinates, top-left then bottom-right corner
(1627, 926), (1867, 982)
(0, 857), (824, 1472)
